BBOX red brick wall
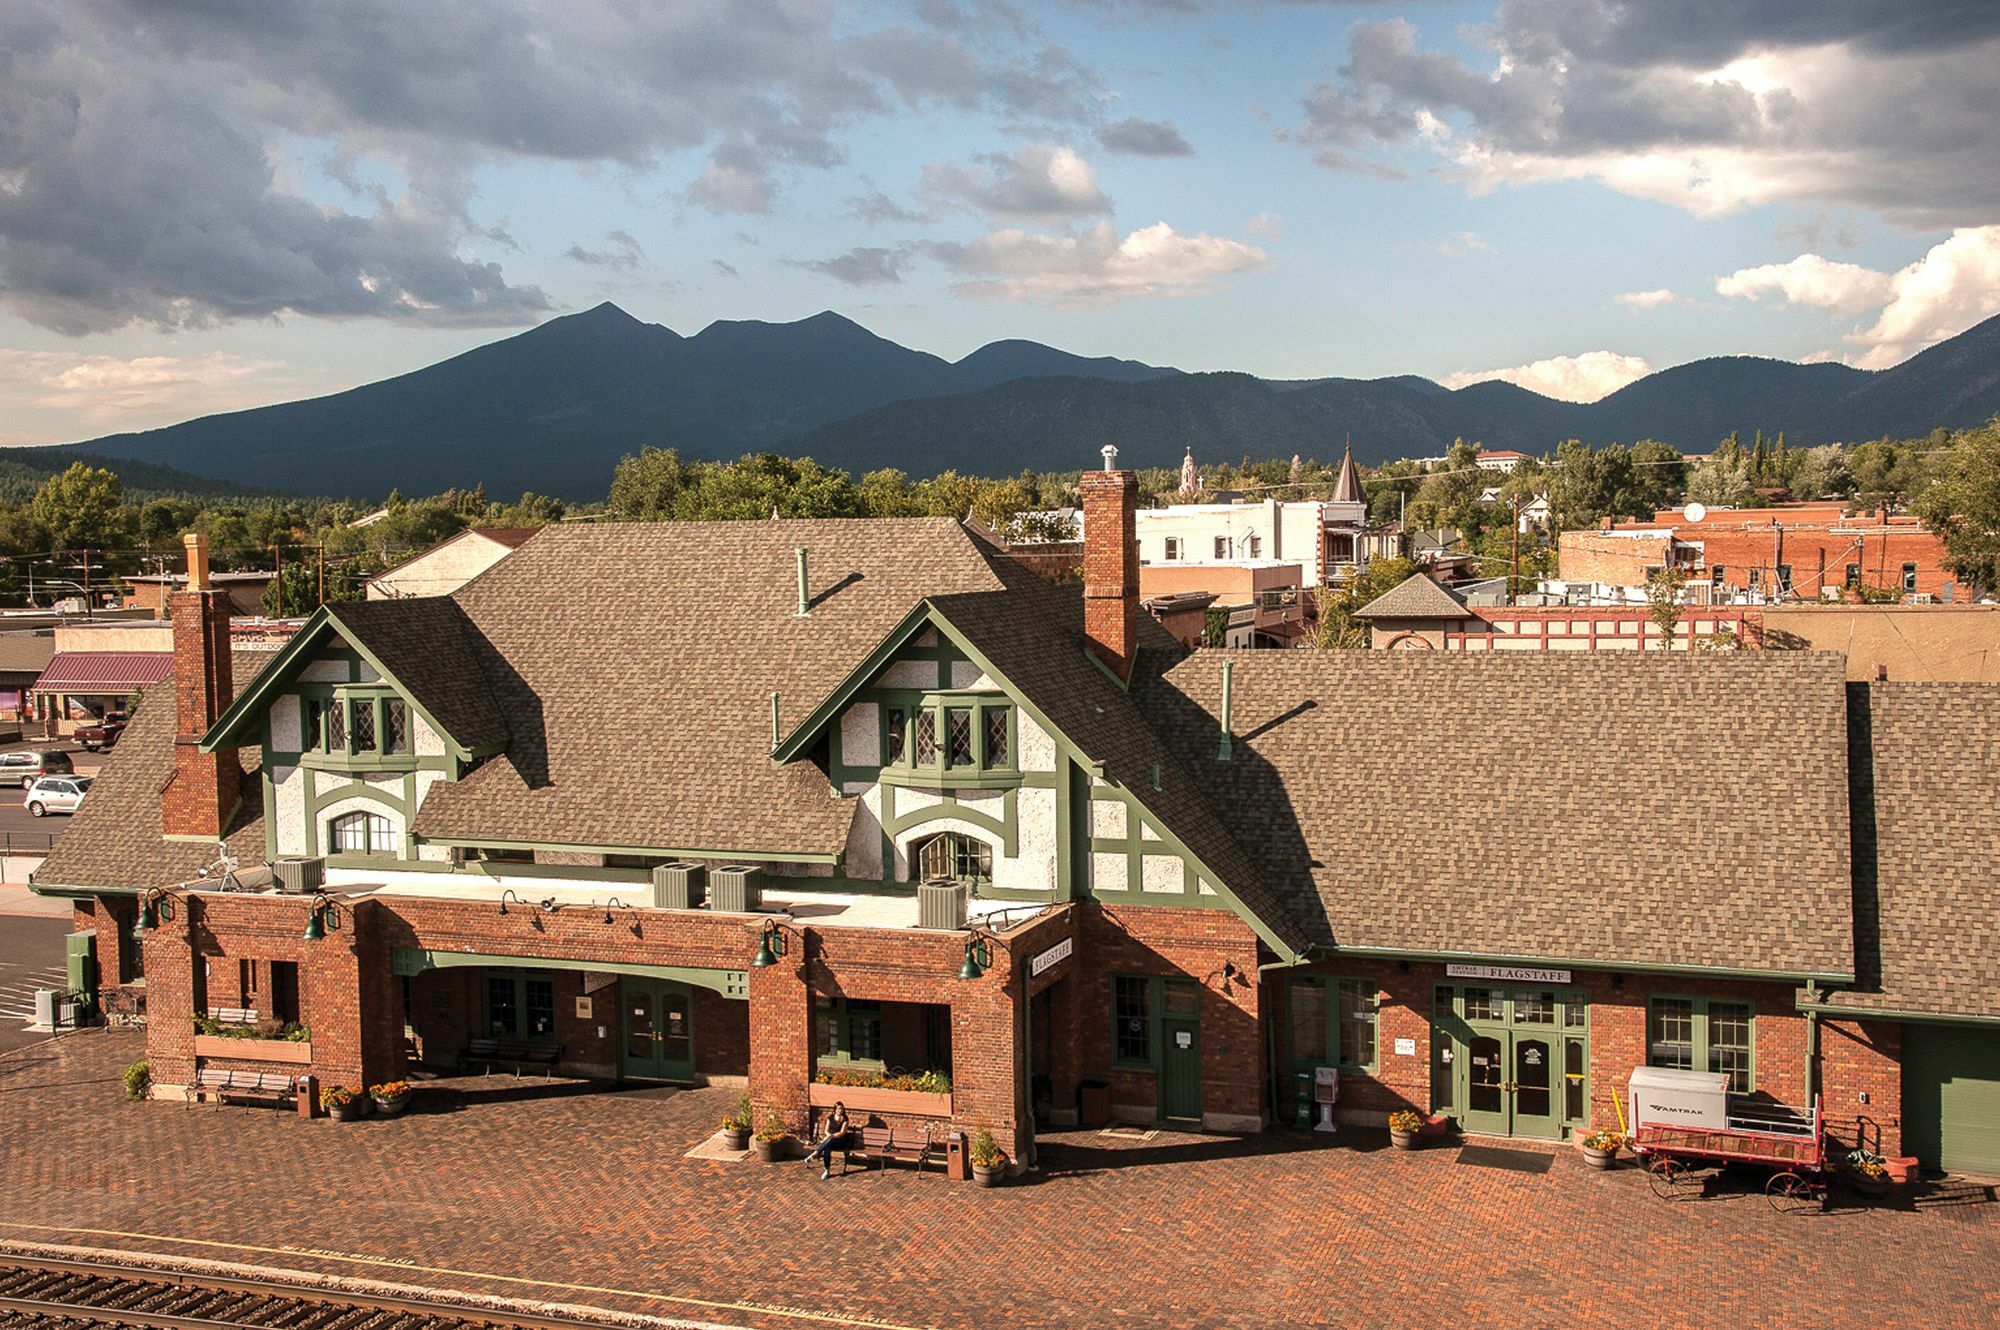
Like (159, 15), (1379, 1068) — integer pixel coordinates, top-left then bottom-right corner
(1558, 530), (1673, 585)
(163, 588), (241, 839)
(1080, 469), (1140, 679)
(1694, 527), (1950, 599)
(1819, 1017), (1901, 1156)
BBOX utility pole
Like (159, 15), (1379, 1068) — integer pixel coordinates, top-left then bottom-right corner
(81, 550), (92, 621)
(1510, 498), (1521, 606)
(272, 541), (284, 618)
(317, 544), (326, 608)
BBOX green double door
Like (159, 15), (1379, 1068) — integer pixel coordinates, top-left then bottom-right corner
(622, 979), (694, 1081)
(1435, 986), (1588, 1140)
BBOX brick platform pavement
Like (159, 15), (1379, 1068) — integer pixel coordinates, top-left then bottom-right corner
(0, 1032), (1994, 1330)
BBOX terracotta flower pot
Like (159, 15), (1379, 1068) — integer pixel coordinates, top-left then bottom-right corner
(972, 1162), (1005, 1188)
(1389, 1129), (1419, 1151)
(722, 1126), (750, 1151)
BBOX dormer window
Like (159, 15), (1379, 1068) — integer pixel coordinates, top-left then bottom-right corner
(879, 693), (1018, 788)
(301, 690), (413, 765)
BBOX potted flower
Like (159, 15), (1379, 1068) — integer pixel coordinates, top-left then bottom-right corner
(321, 1085), (363, 1122)
(720, 1093), (752, 1151)
(1847, 1156), (1892, 1197)
(1579, 1128), (1623, 1170)
(752, 1111), (793, 1162)
(970, 1129), (1007, 1187)
(369, 1081), (412, 1116)
(1387, 1110), (1424, 1151)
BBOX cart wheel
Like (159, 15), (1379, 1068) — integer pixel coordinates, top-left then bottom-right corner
(1646, 1156), (1695, 1200)
(1765, 1171), (1821, 1215)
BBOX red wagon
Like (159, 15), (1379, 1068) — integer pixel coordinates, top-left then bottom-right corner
(1626, 1067), (1827, 1214)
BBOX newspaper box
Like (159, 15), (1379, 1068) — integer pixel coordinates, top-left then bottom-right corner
(1313, 1066), (1338, 1133)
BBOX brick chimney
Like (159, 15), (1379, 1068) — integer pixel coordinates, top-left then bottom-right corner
(1080, 444), (1140, 681)
(163, 532), (241, 839)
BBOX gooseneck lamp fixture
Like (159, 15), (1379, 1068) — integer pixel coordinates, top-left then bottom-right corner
(497, 889), (524, 917)
(301, 892), (337, 941)
(750, 919), (790, 969)
(957, 934), (992, 981)
(602, 896), (631, 926)
(131, 889), (174, 941)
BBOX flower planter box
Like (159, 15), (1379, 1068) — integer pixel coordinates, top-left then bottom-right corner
(193, 1036), (313, 1065)
(808, 1080), (951, 1118)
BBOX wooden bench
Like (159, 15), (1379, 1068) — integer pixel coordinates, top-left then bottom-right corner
(207, 1006), (259, 1026)
(849, 1124), (938, 1175)
(466, 1038), (562, 1076)
(193, 1067), (296, 1109)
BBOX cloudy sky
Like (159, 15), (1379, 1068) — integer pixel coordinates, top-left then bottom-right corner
(3, 0), (1998, 445)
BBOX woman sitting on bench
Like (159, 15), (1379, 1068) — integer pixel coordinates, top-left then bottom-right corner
(803, 1101), (852, 1180)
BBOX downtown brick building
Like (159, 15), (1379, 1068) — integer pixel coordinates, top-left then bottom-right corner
(32, 462), (2000, 1177)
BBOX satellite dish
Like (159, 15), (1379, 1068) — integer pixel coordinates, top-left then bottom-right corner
(1682, 502), (1707, 524)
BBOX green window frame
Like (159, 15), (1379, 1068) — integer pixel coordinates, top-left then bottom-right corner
(814, 996), (886, 1071)
(484, 971), (557, 1042)
(1647, 995), (1755, 1093)
(327, 809), (395, 857)
(916, 832), (993, 885)
(296, 688), (416, 767)
(1112, 975), (1156, 1067)
(1286, 975), (1378, 1072)
(877, 691), (1019, 787)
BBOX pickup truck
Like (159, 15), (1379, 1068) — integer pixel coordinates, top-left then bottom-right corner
(73, 719), (125, 752)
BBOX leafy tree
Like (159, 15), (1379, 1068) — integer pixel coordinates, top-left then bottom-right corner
(1910, 423), (2000, 592)
(1850, 436), (1933, 512)
(857, 468), (923, 517)
(487, 491), (565, 526)
(1364, 459), (1424, 524)
(1788, 445), (1853, 502)
(31, 463), (131, 552)
(608, 447), (693, 519)
(1406, 440), (1484, 534)
(1645, 565), (1687, 645)
(1684, 450), (1754, 509)
(912, 470), (986, 520)
(1306, 556), (1419, 650)
(1628, 440), (1686, 511)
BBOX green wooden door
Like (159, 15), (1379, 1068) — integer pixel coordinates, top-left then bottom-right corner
(1160, 979), (1202, 1125)
(1509, 1033), (1561, 1139)
(1461, 1033), (1510, 1135)
(1903, 1024), (2000, 1175)
(622, 980), (695, 1081)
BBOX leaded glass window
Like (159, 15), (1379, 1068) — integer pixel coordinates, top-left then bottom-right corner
(326, 699), (346, 750)
(915, 711), (938, 764)
(884, 707), (906, 764)
(351, 699), (376, 751)
(302, 698), (322, 751)
(384, 698), (408, 754)
(945, 707), (973, 765)
(985, 707), (1009, 767)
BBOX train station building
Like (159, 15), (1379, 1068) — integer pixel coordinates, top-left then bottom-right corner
(31, 461), (2000, 1176)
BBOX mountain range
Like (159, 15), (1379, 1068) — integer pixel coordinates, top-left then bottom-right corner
(39, 302), (2000, 500)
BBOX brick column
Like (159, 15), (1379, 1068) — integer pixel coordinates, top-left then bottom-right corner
(747, 926), (813, 1132)
(1079, 460), (1140, 681)
(142, 896), (200, 1095)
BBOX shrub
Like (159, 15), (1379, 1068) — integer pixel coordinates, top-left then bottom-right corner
(721, 1092), (752, 1132)
(970, 1129), (1005, 1169)
(753, 1111), (792, 1144)
(122, 1059), (150, 1101)
(320, 1085), (357, 1111)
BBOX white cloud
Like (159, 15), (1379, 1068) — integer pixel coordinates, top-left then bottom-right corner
(927, 220), (1268, 305)
(921, 145), (1112, 226)
(1846, 225), (2000, 368)
(1714, 254), (1893, 315)
(1615, 288), (1683, 310)
(0, 349), (298, 442)
(1432, 231), (1494, 258)
(1441, 351), (1654, 403)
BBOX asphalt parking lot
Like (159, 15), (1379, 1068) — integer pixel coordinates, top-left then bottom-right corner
(0, 737), (103, 852)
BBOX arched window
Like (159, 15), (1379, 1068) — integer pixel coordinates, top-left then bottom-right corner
(916, 832), (992, 885)
(328, 810), (394, 856)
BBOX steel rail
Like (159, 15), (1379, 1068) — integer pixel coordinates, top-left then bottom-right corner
(0, 1252), (636, 1330)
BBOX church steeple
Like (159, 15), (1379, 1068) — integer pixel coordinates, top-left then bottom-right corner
(1331, 443), (1364, 505)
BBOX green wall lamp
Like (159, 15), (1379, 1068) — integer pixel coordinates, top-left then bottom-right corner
(750, 919), (790, 969)
(131, 889), (174, 941)
(958, 934), (992, 981)
(301, 893), (337, 941)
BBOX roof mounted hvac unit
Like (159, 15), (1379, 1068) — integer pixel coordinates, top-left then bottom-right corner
(651, 861), (706, 911)
(917, 878), (970, 930)
(708, 865), (764, 914)
(272, 857), (325, 894)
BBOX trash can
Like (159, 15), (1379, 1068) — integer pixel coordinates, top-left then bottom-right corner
(1078, 1079), (1111, 1129)
(33, 988), (56, 1030)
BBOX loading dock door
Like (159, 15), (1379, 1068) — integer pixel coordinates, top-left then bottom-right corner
(1902, 1024), (2000, 1175)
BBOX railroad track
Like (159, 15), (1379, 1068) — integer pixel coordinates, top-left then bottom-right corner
(0, 1253), (635, 1330)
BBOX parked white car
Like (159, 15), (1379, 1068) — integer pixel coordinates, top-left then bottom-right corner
(24, 775), (93, 817)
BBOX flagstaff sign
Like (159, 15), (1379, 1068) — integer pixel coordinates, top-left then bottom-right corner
(1445, 963), (1572, 985)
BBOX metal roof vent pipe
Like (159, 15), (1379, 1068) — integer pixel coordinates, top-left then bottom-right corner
(1217, 660), (1234, 762)
(795, 546), (810, 617)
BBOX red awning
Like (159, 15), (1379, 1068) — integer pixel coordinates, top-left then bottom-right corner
(32, 650), (173, 694)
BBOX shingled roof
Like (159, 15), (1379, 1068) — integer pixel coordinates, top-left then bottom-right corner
(31, 653), (267, 895)
(1133, 650), (1857, 978)
(1354, 573), (1470, 621)
(1825, 683), (2000, 1020)
(323, 599), (509, 754)
(414, 518), (1025, 856)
